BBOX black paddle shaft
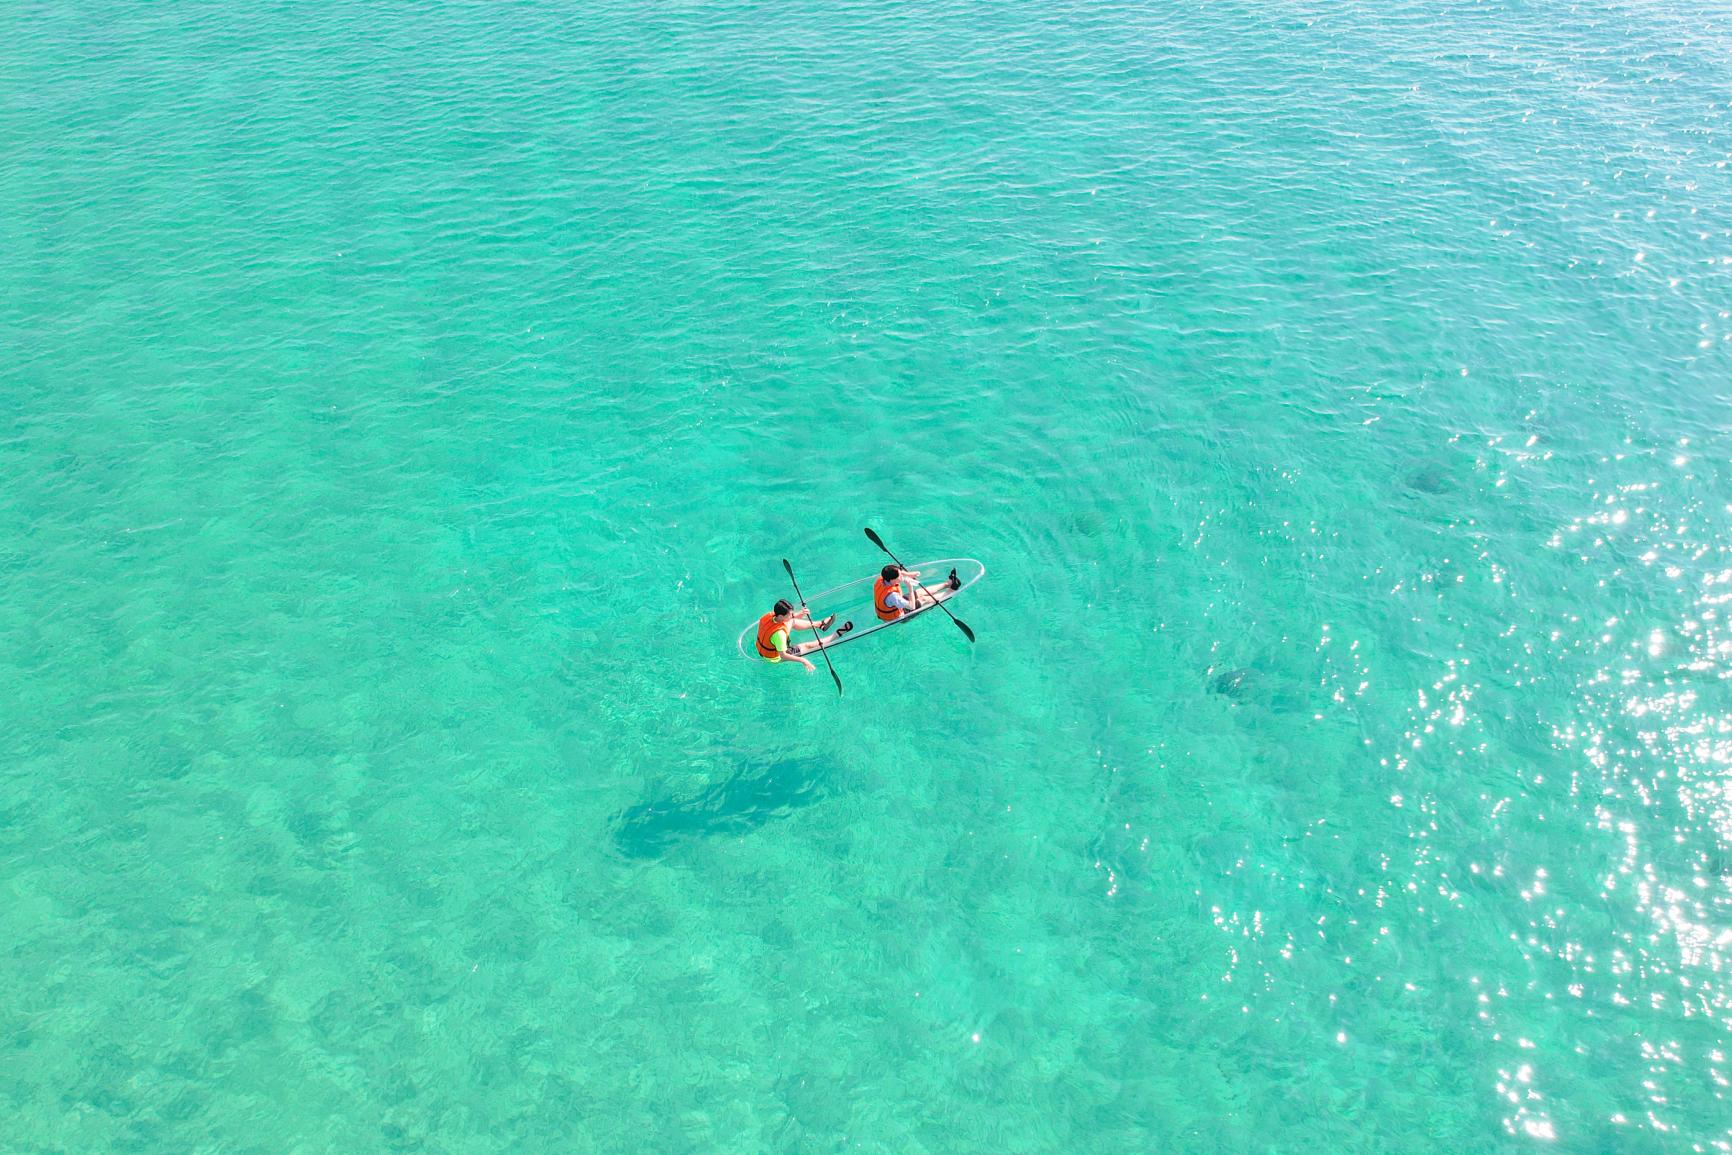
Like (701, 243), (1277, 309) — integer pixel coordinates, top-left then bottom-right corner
(782, 558), (843, 695)
(863, 527), (976, 643)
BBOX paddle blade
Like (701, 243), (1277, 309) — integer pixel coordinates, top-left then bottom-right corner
(863, 527), (887, 552)
(952, 616), (976, 643)
(828, 666), (843, 695)
(782, 558), (794, 578)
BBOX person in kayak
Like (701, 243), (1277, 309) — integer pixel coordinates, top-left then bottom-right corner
(873, 565), (962, 621)
(755, 599), (851, 670)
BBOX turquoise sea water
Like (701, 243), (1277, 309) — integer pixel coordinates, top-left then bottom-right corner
(5, 0), (1732, 1149)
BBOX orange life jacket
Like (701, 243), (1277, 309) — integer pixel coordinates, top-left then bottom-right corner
(874, 576), (903, 621)
(756, 612), (788, 660)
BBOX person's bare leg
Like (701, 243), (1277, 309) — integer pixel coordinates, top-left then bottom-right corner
(910, 582), (956, 610)
(792, 628), (843, 654)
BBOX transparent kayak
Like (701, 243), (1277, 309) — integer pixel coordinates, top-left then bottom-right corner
(737, 557), (985, 660)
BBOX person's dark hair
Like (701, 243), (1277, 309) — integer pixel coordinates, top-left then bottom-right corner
(773, 599), (794, 617)
(881, 564), (900, 582)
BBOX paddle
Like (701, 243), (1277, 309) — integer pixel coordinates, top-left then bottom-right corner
(863, 527), (976, 643)
(782, 558), (842, 696)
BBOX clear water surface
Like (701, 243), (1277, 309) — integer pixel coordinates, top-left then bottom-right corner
(3, 0), (1731, 1150)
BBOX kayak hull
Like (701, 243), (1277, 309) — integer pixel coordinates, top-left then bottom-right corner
(737, 557), (985, 660)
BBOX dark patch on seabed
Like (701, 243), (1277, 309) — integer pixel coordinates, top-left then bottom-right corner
(613, 755), (828, 858)
(1403, 462), (1455, 494)
(1209, 667), (1256, 698)
(1206, 662), (1318, 716)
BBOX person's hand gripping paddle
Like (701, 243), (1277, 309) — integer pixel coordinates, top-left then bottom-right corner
(783, 558), (842, 695)
(863, 527), (976, 643)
